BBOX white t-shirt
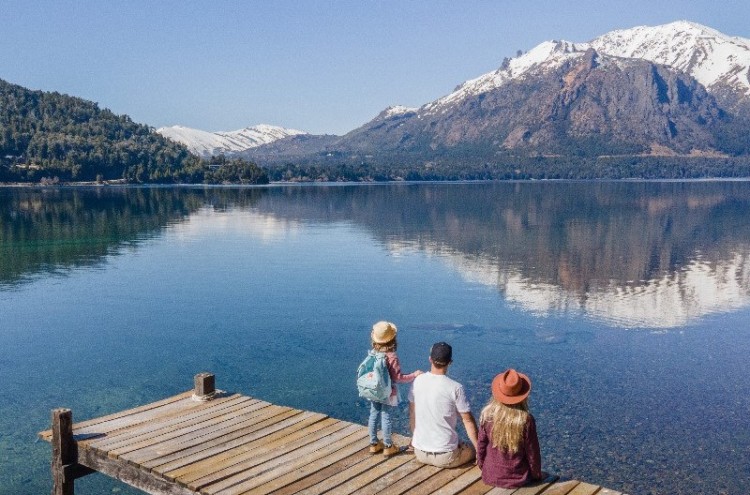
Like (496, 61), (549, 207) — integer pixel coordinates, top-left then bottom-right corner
(408, 372), (471, 452)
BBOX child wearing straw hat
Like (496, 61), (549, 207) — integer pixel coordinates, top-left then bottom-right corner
(367, 321), (423, 457)
(476, 369), (543, 488)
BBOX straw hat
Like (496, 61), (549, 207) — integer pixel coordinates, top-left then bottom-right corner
(371, 321), (397, 344)
(492, 369), (531, 405)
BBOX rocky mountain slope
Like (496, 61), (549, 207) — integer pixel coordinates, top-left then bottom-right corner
(334, 47), (740, 156)
(424, 20), (750, 117)
(590, 21), (750, 115)
(247, 20), (750, 161)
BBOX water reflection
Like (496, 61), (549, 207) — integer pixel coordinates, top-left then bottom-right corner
(0, 187), (265, 287)
(3, 182), (750, 327)
(247, 182), (750, 328)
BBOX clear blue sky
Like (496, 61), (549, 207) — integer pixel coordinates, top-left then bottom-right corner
(2, 1), (749, 135)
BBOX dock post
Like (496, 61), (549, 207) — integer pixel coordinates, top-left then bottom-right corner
(194, 372), (216, 401)
(51, 408), (75, 495)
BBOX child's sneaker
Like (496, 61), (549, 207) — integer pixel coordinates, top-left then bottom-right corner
(382, 443), (400, 457)
(369, 441), (384, 454)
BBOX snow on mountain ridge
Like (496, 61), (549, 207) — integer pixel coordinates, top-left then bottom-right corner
(425, 40), (588, 112)
(157, 124), (306, 157)
(425, 21), (750, 113)
(381, 105), (418, 118)
(590, 20), (750, 96)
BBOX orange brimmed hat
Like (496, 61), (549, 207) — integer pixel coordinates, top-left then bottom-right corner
(492, 369), (531, 405)
(371, 321), (397, 344)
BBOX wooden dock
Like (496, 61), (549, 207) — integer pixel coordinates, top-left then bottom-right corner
(39, 373), (626, 495)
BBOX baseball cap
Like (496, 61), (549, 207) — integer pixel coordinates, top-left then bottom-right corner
(430, 342), (452, 364)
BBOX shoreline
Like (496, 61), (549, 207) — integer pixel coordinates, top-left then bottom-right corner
(4, 176), (750, 188)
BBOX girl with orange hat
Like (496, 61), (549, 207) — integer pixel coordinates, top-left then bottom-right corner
(476, 369), (543, 488)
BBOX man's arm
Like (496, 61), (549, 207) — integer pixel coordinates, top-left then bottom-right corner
(460, 411), (478, 450)
(409, 402), (416, 433)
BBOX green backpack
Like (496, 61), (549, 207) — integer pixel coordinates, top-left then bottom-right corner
(356, 350), (391, 403)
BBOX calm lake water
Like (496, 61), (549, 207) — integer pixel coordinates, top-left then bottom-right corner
(1, 182), (749, 495)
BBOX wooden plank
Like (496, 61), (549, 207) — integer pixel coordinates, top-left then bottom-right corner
(89, 395), (253, 451)
(238, 442), (373, 495)
(510, 480), (557, 495)
(75, 397), (203, 435)
(77, 446), (195, 495)
(165, 413), (335, 483)
(400, 465), (474, 495)
(456, 479), (495, 495)
(317, 453), (415, 495)
(272, 448), (394, 495)
(105, 398), (264, 458)
(253, 447), (375, 495)
(348, 460), (429, 495)
(430, 467), (483, 495)
(204, 426), (367, 494)
(72, 396), (208, 438)
(563, 482), (601, 495)
(87, 395), (254, 450)
(141, 408), (310, 471)
(196, 424), (366, 493)
(39, 391), (194, 441)
(111, 399), (268, 457)
(482, 487), (515, 495)
(538, 480), (581, 495)
(153, 410), (318, 479)
(365, 463), (443, 495)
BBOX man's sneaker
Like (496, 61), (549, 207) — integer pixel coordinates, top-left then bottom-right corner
(382, 443), (400, 457)
(369, 441), (384, 454)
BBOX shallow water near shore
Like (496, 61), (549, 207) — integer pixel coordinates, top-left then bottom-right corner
(1, 182), (749, 494)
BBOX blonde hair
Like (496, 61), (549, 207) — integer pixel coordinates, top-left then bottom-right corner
(372, 337), (397, 353)
(479, 397), (529, 453)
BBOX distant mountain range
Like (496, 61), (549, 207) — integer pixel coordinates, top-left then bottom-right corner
(0, 79), (268, 184)
(4, 20), (750, 183)
(156, 124), (306, 158)
(159, 21), (750, 162)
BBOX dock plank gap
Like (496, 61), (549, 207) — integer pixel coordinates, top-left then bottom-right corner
(39, 373), (627, 495)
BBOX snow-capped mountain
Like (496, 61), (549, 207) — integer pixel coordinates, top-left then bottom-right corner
(157, 124), (306, 157)
(590, 21), (750, 97)
(423, 40), (589, 113)
(230, 21), (750, 164)
(425, 20), (750, 114)
(310, 20), (750, 159)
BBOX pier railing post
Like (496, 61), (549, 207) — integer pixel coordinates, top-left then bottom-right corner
(51, 408), (75, 495)
(194, 372), (216, 400)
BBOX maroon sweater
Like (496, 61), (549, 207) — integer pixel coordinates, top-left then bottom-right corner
(476, 415), (542, 488)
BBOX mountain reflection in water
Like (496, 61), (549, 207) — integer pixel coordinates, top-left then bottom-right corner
(0, 187), (262, 287)
(247, 181), (750, 329)
(2, 181), (750, 328)
(3, 182), (750, 495)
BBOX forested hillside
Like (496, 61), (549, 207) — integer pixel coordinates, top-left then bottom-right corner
(0, 79), (267, 184)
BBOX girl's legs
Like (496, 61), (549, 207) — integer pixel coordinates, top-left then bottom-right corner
(368, 401), (382, 444)
(380, 404), (393, 446)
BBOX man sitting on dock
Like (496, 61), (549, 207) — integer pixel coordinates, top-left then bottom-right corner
(408, 342), (478, 468)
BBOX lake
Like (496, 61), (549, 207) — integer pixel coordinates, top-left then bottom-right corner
(1, 182), (749, 495)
